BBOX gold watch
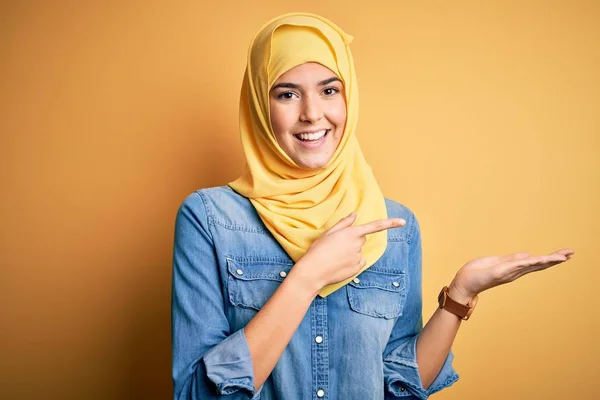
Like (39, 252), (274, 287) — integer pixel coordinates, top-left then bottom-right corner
(437, 286), (478, 320)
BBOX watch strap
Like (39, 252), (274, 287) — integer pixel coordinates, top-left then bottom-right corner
(438, 286), (478, 320)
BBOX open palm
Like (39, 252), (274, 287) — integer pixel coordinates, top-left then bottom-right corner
(452, 248), (574, 298)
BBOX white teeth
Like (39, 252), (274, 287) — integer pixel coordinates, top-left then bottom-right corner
(296, 129), (327, 141)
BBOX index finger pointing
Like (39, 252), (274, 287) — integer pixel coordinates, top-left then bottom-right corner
(353, 218), (406, 236)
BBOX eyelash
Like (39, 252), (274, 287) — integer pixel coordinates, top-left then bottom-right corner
(276, 87), (340, 100)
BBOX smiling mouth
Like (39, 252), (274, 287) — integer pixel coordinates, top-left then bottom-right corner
(294, 129), (330, 142)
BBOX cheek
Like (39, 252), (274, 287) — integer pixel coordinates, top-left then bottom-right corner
(270, 103), (296, 138)
(330, 100), (347, 129)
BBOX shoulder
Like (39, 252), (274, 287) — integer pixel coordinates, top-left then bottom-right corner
(179, 185), (248, 214)
(384, 197), (421, 244)
(177, 185), (265, 232)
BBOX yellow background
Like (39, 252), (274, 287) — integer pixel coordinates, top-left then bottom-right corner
(1, 1), (598, 399)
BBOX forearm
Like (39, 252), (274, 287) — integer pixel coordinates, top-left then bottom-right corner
(243, 265), (317, 392)
(415, 285), (470, 389)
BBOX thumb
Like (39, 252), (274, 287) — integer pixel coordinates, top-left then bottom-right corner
(325, 212), (357, 235)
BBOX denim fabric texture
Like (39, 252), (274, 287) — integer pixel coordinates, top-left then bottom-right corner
(172, 185), (459, 399)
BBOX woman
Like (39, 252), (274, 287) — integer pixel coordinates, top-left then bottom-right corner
(171, 13), (573, 399)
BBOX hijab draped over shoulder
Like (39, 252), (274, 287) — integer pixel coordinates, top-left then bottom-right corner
(229, 12), (388, 297)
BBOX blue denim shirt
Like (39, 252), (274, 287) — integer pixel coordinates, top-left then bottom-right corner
(171, 185), (459, 399)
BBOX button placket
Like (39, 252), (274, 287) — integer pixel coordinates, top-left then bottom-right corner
(311, 295), (328, 400)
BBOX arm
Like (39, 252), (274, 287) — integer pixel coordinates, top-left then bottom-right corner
(172, 192), (318, 398)
(172, 193), (250, 399)
(172, 193), (267, 399)
(383, 216), (459, 399)
(418, 247), (575, 388)
(243, 266), (317, 391)
(403, 218), (574, 394)
(415, 285), (467, 389)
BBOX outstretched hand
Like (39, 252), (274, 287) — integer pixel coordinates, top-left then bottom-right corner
(448, 248), (575, 302)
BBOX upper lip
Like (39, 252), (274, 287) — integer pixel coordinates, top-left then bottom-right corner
(294, 128), (330, 135)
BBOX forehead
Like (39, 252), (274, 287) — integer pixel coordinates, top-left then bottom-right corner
(273, 62), (340, 84)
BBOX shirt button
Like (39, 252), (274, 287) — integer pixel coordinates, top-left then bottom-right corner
(279, 271), (287, 278)
(315, 335), (323, 344)
(316, 389), (325, 397)
(236, 269), (243, 276)
(353, 278), (360, 284)
(392, 281), (400, 287)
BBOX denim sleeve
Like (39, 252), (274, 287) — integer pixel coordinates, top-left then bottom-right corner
(172, 192), (261, 399)
(383, 215), (459, 399)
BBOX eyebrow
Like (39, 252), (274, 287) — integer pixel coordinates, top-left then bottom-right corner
(270, 76), (342, 91)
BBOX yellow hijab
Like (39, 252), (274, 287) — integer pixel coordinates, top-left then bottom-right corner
(228, 12), (388, 297)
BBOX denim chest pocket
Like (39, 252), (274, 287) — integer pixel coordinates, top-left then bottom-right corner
(226, 257), (293, 311)
(346, 267), (407, 319)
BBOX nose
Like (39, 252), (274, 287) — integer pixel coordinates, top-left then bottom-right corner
(299, 95), (323, 123)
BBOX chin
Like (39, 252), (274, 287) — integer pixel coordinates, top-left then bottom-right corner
(297, 159), (329, 169)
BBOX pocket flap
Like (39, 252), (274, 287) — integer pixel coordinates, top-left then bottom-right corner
(226, 257), (293, 282)
(226, 257), (294, 311)
(348, 268), (405, 292)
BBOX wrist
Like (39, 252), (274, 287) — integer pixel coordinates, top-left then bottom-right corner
(447, 281), (477, 305)
(287, 262), (321, 299)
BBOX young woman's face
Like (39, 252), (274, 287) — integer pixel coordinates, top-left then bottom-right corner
(269, 62), (347, 169)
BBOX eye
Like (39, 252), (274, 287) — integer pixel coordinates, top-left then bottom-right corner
(323, 87), (340, 96)
(276, 91), (298, 100)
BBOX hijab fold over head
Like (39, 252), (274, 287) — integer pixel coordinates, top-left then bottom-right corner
(228, 12), (388, 297)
